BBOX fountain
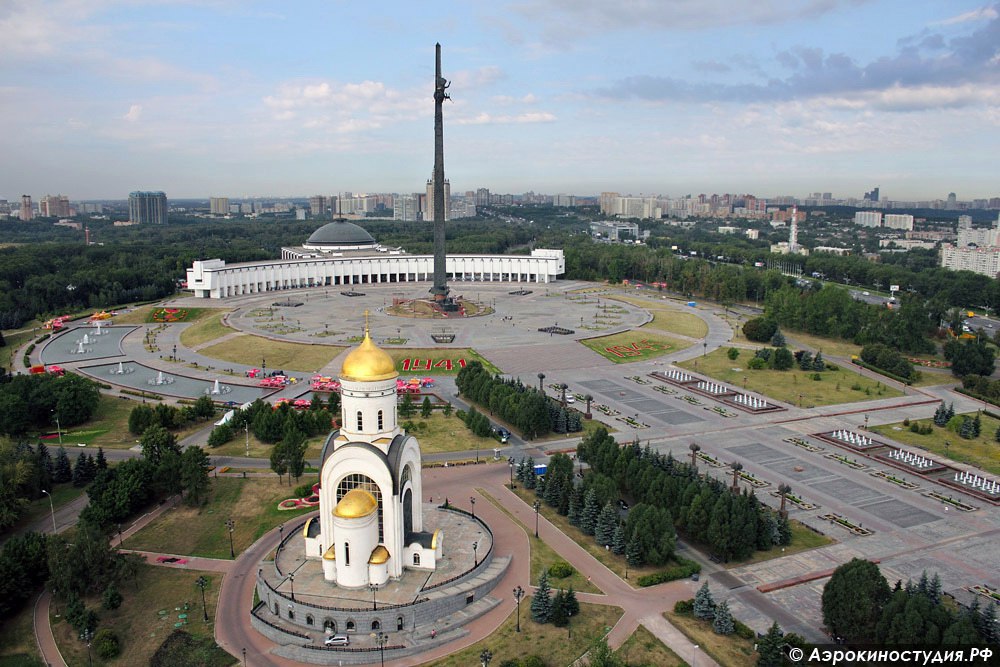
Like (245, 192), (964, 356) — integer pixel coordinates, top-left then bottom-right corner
(109, 361), (134, 375)
(70, 339), (89, 355)
(206, 379), (232, 395)
(148, 371), (174, 386)
(93, 321), (104, 336)
(81, 333), (91, 345)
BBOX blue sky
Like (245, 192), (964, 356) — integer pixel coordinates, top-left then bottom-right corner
(1, 0), (998, 200)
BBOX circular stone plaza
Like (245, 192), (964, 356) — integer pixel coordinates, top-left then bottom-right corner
(30, 253), (1000, 665)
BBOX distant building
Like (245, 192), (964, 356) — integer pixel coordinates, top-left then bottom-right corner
(393, 194), (420, 222)
(553, 194), (576, 207)
(717, 226), (738, 235)
(883, 214), (914, 231)
(958, 215), (973, 230)
(424, 176), (451, 221)
(39, 194), (70, 217)
(590, 220), (639, 241)
(210, 197), (230, 216)
(309, 195), (328, 218)
(128, 191), (167, 224)
(745, 229), (759, 240)
(813, 246), (851, 255)
(475, 188), (490, 207)
(854, 211), (882, 227)
(20, 195), (33, 221)
(864, 186), (880, 202)
(940, 245), (1000, 277)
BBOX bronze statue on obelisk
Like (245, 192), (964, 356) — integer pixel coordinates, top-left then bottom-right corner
(430, 43), (454, 308)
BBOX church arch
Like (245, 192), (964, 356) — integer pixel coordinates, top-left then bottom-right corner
(372, 619), (381, 631)
(324, 619), (336, 632)
(344, 541), (350, 566)
(397, 616), (404, 631)
(403, 488), (413, 536)
(413, 552), (420, 566)
(305, 614), (314, 626)
(346, 620), (356, 631)
(273, 602), (279, 615)
(336, 473), (385, 541)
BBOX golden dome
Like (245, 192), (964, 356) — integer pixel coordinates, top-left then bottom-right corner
(323, 544), (336, 560)
(368, 545), (390, 565)
(340, 330), (398, 382)
(334, 488), (378, 519)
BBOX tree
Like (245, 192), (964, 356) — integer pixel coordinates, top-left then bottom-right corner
(770, 347), (794, 370)
(713, 599), (735, 635)
(585, 637), (624, 667)
(269, 441), (288, 483)
(284, 427), (307, 484)
(693, 582), (716, 620)
(192, 395), (215, 420)
(180, 447), (210, 506)
(530, 572), (551, 623)
(822, 558), (891, 643)
(140, 425), (179, 466)
(549, 589), (568, 627)
(94, 447), (107, 472)
(420, 396), (432, 418)
(756, 622), (785, 667)
(399, 394), (416, 418)
(580, 489), (600, 536)
(595, 502), (618, 546)
(101, 583), (122, 610)
(743, 317), (777, 342)
(611, 522), (627, 555)
(207, 423), (233, 448)
(770, 329), (786, 348)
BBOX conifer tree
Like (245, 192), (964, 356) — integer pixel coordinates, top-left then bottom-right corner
(611, 523), (627, 555)
(580, 488), (600, 536)
(933, 403), (948, 426)
(960, 417), (974, 439)
(946, 402), (955, 420)
(53, 446), (72, 484)
(530, 572), (552, 623)
(554, 408), (568, 434)
(756, 622), (784, 667)
(693, 582), (716, 620)
(813, 351), (825, 371)
(567, 488), (582, 526)
(595, 502), (619, 546)
(625, 534), (642, 568)
(564, 586), (580, 618)
(972, 412), (982, 438)
(420, 396), (432, 418)
(95, 447), (107, 471)
(929, 573), (942, 605)
(72, 453), (89, 487)
(549, 589), (568, 626)
(713, 600), (735, 635)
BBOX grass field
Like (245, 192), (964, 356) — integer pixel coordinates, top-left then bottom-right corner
(386, 348), (500, 375)
(50, 564), (231, 667)
(479, 489), (601, 594)
(665, 610), (756, 667)
(199, 335), (345, 373)
(179, 311), (233, 348)
(208, 432), (327, 459)
(581, 330), (689, 364)
(427, 599), (622, 667)
(610, 296), (709, 339)
(5, 482), (86, 536)
(616, 624), (685, 666)
(783, 330), (863, 359)
(108, 305), (157, 324)
(871, 413), (1000, 476)
(510, 487), (666, 583)
(728, 520), (834, 567)
(677, 348), (903, 407)
(0, 329), (34, 370)
(0, 595), (42, 667)
(126, 477), (316, 558)
(398, 412), (498, 454)
(57, 394), (212, 450)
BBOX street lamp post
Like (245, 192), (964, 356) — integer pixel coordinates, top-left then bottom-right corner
(195, 576), (209, 622)
(41, 490), (56, 532)
(369, 583), (378, 611)
(513, 586), (524, 632)
(533, 500), (540, 538)
(226, 519), (235, 558)
(703, 341), (707, 356)
(567, 609), (573, 638)
(374, 631), (388, 667)
(244, 422), (250, 457)
(693, 644), (699, 667)
(289, 573), (295, 601)
(473, 540), (479, 568)
(470, 496), (476, 520)
(81, 628), (94, 667)
(52, 411), (62, 445)
(508, 457), (515, 489)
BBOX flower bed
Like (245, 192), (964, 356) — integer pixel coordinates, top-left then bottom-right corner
(870, 470), (919, 490)
(696, 452), (725, 468)
(819, 512), (873, 536)
(680, 395), (703, 405)
(626, 375), (651, 385)
(594, 404), (620, 416)
(152, 307), (189, 323)
(907, 358), (951, 368)
(738, 471), (769, 488)
(784, 437), (823, 453)
(924, 491), (978, 512)
(653, 385), (676, 395)
(770, 491), (818, 510)
(969, 585), (1000, 602)
(615, 416), (649, 428)
(709, 406), (738, 418)
(825, 453), (866, 470)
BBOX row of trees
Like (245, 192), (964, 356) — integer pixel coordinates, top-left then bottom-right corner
(127, 396), (216, 435)
(0, 372), (101, 436)
(859, 343), (917, 380)
(577, 429), (790, 562)
(529, 571), (580, 628)
(822, 558), (997, 645)
(456, 363), (552, 439)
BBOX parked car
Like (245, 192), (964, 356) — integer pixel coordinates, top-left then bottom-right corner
(324, 634), (349, 647)
(492, 426), (511, 443)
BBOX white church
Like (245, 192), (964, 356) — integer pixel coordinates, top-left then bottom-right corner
(302, 324), (443, 588)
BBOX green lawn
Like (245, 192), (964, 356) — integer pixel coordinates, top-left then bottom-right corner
(125, 477), (315, 558)
(616, 624), (686, 667)
(665, 610), (756, 667)
(581, 330), (689, 364)
(400, 412), (499, 454)
(427, 599), (622, 667)
(610, 296), (709, 339)
(0, 595), (42, 667)
(199, 335), (345, 373)
(57, 395), (212, 450)
(783, 330), (863, 359)
(207, 432), (327, 459)
(179, 311), (233, 348)
(479, 489), (601, 594)
(0, 330), (33, 370)
(49, 564), (232, 667)
(678, 348), (903, 407)
(871, 414), (1000, 476)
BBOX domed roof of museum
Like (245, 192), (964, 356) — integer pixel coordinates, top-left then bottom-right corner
(306, 220), (376, 246)
(340, 326), (398, 382)
(334, 488), (378, 519)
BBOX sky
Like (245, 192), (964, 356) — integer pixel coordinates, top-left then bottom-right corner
(1, 0), (998, 201)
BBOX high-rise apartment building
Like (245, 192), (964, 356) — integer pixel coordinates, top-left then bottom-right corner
(309, 195), (327, 218)
(128, 191), (168, 224)
(864, 186), (880, 202)
(20, 195), (33, 221)
(425, 176), (450, 221)
(554, 194), (576, 207)
(210, 197), (230, 216)
(854, 211), (882, 227)
(393, 194), (420, 222)
(39, 194), (71, 217)
(475, 188), (490, 208)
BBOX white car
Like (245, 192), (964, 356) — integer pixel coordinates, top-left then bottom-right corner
(324, 634), (349, 647)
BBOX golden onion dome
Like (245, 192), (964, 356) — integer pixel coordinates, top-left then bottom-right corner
(340, 329), (398, 382)
(334, 488), (378, 519)
(368, 545), (390, 565)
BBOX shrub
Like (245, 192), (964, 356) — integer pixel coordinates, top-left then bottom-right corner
(101, 584), (122, 610)
(748, 357), (766, 370)
(909, 422), (921, 433)
(548, 561), (575, 579)
(523, 657), (546, 667)
(674, 599), (694, 615)
(294, 483), (313, 498)
(499, 660), (522, 667)
(743, 317), (777, 343)
(93, 629), (121, 659)
(727, 347), (740, 360)
(638, 558), (701, 587)
(812, 373), (822, 381)
(903, 418), (910, 426)
(734, 619), (756, 640)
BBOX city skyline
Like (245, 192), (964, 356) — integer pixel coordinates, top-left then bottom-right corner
(1, 0), (998, 200)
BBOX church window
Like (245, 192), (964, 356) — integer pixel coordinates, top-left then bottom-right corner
(337, 474), (384, 541)
(372, 620), (381, 631)
(377, 409), (384, 430)
(413, 553), (421, 566)
(344, 542), (350, 566)
(324, 619), (336, 632)
(397, 616), (404, 631)
(288, 607), (295, 619)
(346, 620), (356, 631)
(305, 615), (314, 626)
(274, 602), (279, 615)
(400, 465), (411, 487)
(356, 411), (363, 430)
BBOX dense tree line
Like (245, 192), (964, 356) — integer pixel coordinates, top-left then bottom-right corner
(0, 373), (101, 436)
(577, 429), (790, 563)
(943, 339), (996, 377)
(456, 362), (552, 439)
(859, 344), (917, 380)
(822, 559), (996, 645)
(127, 395), (216, 435)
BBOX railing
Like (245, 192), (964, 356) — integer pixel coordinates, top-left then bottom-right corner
(251, 602), (310, 639)
(259, 573), (428, 612)
(423, 506), (495, 591)
(302, 644), (407, 653)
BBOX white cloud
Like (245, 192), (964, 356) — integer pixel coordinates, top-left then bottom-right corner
(123, 104), (142, 122)
(455, 111), (556, 125)
(936, 6), (998, 25)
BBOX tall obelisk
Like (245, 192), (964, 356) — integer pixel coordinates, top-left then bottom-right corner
(430, 43), (450, 301)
